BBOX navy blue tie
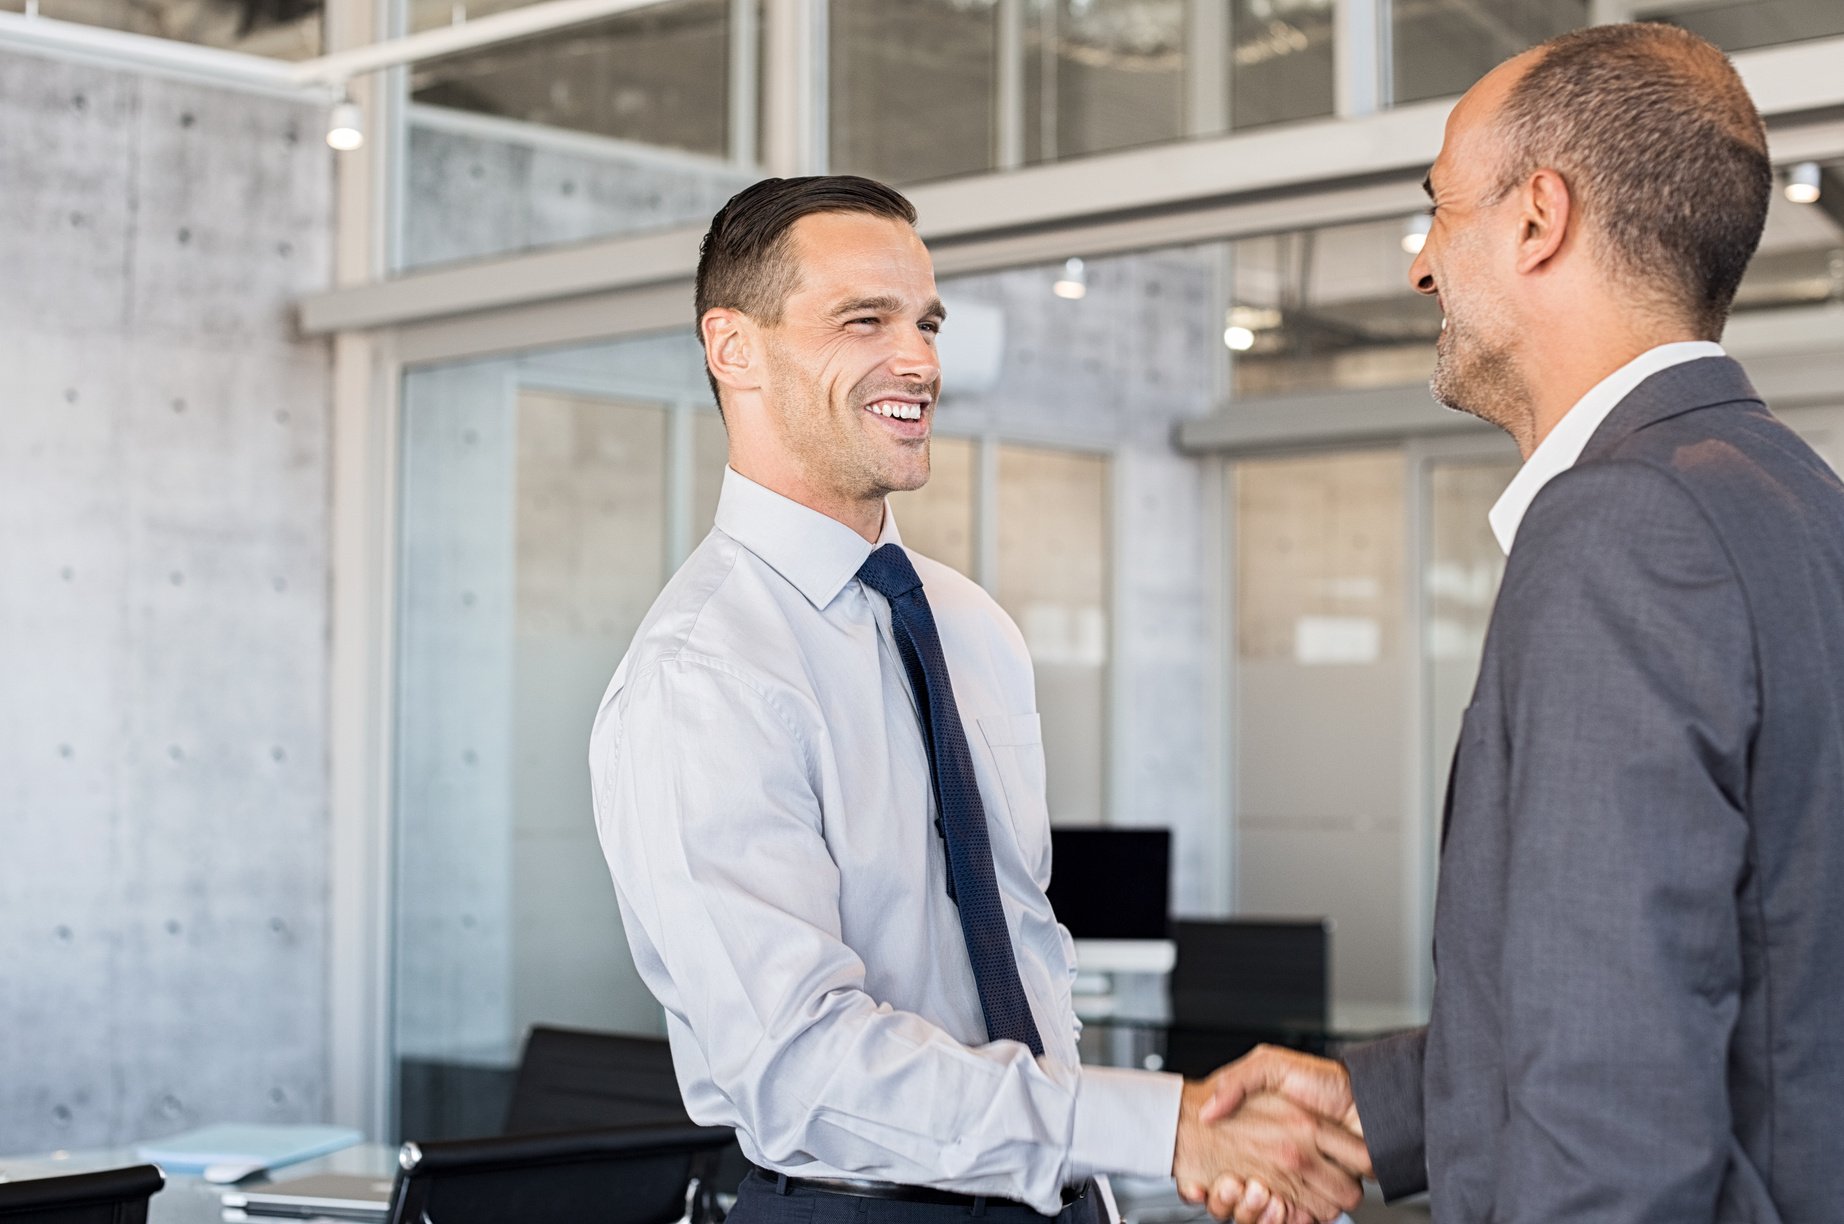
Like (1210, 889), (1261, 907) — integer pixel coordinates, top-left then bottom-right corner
(857, 544), (1045, 1057)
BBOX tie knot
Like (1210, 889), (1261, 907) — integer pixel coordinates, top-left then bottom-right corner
(857, 543), (923, 601)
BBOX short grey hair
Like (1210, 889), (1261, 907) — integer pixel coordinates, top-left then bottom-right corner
(1487, 22), (1771, 337)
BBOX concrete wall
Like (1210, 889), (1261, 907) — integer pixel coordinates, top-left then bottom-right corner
(0, 51), (334, 1152)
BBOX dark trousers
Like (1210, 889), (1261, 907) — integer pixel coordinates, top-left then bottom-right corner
(729, 1171), (1108, 1224)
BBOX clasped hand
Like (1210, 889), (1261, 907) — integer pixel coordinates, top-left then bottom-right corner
(1169, 1045), (1372, 1224)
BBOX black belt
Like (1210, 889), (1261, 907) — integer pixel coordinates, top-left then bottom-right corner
(749, 1166), (1089, 1212)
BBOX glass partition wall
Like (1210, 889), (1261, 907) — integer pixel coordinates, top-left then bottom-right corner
(392, 333), (708, 1138)
(389, 319), (1127, 1138)
(385, 153), (1844, 1125)
(12, 0), (1840, 192)
(366, 0), (1844, 1134)
(374, 0), (1844, 271)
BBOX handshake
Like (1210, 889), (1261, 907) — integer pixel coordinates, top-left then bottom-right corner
(1169, 1045), (1372, 1224)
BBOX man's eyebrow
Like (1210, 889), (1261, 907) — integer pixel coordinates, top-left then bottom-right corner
(832, 295), (904, 317)
(1422, 173), (1435, 201)
(831, 295), (948, 322)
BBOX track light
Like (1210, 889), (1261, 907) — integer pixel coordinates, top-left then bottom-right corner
(327, 99), (365, 152)
(1052, 257), (1087, 300)
(1222, 305), (1279, 352)
(1785, 162), (1821, 205)
(1402, 212), (1431, 255)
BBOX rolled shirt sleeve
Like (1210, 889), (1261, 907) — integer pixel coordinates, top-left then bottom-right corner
(592, 654), (1181, 1214)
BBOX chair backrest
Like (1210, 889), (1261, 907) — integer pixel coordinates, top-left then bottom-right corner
(386, 1123), (735, 1224)
(0, 1164), (164, 1224)
(1169, 918), (1330, 1030)
(505, 1026), (690, 1134)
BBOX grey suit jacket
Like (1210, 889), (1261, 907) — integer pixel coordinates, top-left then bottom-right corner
(1345, 357), (1844, 1223)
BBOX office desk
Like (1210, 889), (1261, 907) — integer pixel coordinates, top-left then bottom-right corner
(1079, 1005), (1425, 1076)
(0, 1142), (397, 1224)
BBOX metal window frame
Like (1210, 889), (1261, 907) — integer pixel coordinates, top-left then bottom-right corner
(325, 0), (401, 1144)
(301, 31), (1844, 342)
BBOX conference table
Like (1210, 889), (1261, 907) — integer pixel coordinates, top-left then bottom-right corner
(1, 1140), (1425, 1224)
(0, 1141), (399, 1224)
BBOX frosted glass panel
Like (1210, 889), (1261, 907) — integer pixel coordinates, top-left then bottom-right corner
(890, 436), (978, 578)
(394, 331), (709, 1141)
(1658, 0), (1844, 52)
(509, 392), (668, 1054)
(1026, 0), (1187, 163)
(1233, 450), (1409, 1009)
(692, 410), (730, 541)
(1231, 0), (1335, 131)
(830, 0), (999, 184)
(1392, 0), (1586, 105)
(996, 446), (1109, 826)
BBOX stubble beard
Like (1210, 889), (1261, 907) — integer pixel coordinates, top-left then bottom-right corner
(771, 355), (934, 504)
(1429, 308), (1532, 442)
(841, 369), (936, 497)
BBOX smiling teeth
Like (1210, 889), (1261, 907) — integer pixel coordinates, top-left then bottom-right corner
(869, 401), (924, 421)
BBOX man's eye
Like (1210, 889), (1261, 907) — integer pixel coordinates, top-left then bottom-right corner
(919, 321), (940, 334)
(848, 316), (879, 326)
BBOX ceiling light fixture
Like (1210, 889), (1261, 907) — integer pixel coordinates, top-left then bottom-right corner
(1223, 325), (1256, 352)
(1052, 257), (1087, 300)
(1402, 212), (1432, 255)
(327, 99), (365, 152)
(1785, 162), (1822, 205)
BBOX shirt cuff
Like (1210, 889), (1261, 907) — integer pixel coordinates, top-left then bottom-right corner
(1068, 1066), (1184, 1180)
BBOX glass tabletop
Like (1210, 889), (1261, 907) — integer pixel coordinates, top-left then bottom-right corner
(0, 1142), (399, 1224)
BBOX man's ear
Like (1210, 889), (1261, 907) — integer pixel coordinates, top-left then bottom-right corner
(1514, 168), (1572, 275)
(702, 307), (761, 398)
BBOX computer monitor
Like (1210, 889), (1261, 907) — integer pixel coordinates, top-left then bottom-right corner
(1046, 827), (1171, 941)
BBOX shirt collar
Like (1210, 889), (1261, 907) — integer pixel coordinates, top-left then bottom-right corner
(713, 466), (904, 610)
(1488, 341), (1725, 554)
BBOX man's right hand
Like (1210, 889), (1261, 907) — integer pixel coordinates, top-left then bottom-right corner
(1169, 1075), (1366, 1224)
(1176, 1046), (1371, 1224)
(1197, 1045), (1364, 1135)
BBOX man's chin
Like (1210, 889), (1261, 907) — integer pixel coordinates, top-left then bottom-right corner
(884, 468), (930, 495)
(1430, 379), (1476, 418)
(876, 452), (931, 496)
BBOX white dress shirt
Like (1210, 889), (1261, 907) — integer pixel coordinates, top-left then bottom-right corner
(589, 467), (1182, 1214)
(1488, 341), (1725, 553)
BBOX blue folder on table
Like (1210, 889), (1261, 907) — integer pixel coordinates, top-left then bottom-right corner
(134, 1123), (362, 1174)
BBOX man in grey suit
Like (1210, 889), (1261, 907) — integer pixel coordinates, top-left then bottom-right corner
(1186, 22), (1844, 1224)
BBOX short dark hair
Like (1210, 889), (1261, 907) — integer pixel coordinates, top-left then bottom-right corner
(1488, 22), (1771, 337)
(694, 175), (918, 409)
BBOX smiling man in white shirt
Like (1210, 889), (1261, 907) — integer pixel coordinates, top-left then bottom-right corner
(587, 175), (1368, 1224)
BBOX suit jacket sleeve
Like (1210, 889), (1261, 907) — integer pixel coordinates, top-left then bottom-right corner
(1342, 1028), (1428, 1201)
(1488, 461), (1755, 1224)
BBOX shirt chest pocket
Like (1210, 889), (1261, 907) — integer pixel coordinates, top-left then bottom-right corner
(974, 712), (1051, 884)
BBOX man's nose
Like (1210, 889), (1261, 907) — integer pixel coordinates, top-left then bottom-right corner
(1409, 247), (1437, 297)
(893, 326), (941, 384)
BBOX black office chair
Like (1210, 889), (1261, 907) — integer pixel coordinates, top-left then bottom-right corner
(0, 1163), (164, 1224)
(504, 1026), (749, 1199)
(387, 1123), (735, 1224)
(1163, 918), (1331, 1076)
(505, 1027), (691, 1133)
